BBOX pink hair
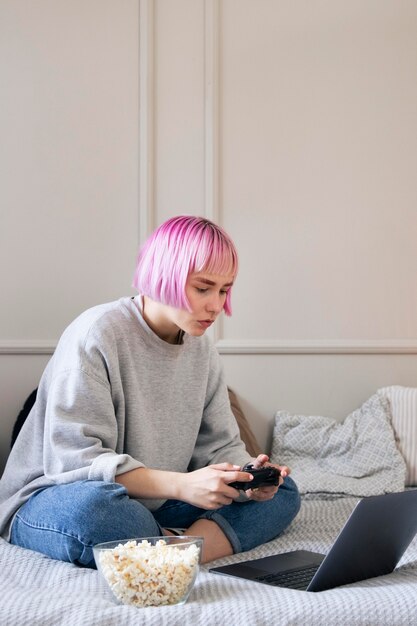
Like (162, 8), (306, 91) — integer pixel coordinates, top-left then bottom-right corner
(132, 215), (238, 315)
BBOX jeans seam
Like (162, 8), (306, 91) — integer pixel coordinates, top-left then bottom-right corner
(14, 513), (95, 548)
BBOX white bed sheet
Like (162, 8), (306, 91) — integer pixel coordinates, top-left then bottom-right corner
(1, 496), (416, 626)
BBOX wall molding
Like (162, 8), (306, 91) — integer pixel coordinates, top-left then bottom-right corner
(0, 341), (56, 355)
(216, 339), (417, 355)
(204, 0), (222, 344)
(1, 338), (417, 356)
(204, 0), (220, 225)
(138, 0), (221, 237)
(139, 0), (155, 242)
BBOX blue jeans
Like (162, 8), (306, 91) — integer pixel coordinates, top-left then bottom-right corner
(10, 477), (300, 568)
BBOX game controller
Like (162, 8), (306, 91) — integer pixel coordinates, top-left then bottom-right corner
(229, 463), (280, 491)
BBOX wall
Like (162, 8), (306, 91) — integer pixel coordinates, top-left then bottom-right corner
(1, 0), (416, 473)
(150, 0), (417, 450)
(0, 0), (140, 471)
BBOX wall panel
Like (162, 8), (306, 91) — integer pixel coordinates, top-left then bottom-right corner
(219, 0), (417, 344)
(0, 0), (140, 344)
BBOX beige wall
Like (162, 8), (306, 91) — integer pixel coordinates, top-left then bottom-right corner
(0, 0), (140, 471)
(220, 0), (417, 343)
(1, 0), (416, 473)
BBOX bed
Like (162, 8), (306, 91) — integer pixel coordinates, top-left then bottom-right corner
(1, 386), (416, 626)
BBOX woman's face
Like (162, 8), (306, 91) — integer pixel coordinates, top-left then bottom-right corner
(179, 271), (235, 335)
(143, 271), (235, 343)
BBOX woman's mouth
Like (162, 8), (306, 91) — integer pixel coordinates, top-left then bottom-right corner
(198, 319), (214, 329)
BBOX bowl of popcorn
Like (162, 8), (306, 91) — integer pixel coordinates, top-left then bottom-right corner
(93, 536), (203, 608)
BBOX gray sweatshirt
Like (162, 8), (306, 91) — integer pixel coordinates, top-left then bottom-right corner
(0, 296), (250, 539)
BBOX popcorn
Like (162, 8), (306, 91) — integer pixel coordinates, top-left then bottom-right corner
(98, 539), (200, 607)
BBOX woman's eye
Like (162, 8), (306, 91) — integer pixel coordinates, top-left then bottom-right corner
(196, 287), (208, 293)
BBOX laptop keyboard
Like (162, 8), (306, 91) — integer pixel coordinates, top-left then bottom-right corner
(254, 565), (320, 590)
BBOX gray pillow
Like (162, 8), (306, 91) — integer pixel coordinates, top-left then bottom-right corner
(271, 393), (406, 497)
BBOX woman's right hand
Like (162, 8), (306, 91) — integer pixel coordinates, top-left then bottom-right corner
(179, 463), (253, 509)
(116, 463), (253, 506)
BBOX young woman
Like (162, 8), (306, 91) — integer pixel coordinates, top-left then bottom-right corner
(0, 216), (300, 566)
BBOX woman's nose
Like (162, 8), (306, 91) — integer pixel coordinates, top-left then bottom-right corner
(207, 293), (223, 314)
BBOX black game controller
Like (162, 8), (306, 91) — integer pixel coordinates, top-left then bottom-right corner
(229, 463), (280, 491)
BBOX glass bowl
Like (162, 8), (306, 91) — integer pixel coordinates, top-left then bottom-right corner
(93, 536), (203, 608)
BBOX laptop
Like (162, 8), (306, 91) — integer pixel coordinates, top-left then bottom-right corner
(210, 489), (417, 592)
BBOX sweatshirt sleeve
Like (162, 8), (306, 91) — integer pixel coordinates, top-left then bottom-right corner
(188, 345), (252, 470)
(42, 369), (144, 484)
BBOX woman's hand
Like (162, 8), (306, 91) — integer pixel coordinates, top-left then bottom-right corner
(246, 454), (291, 502)
(116, 456), (290, 509)
(180, 463), (256, 510)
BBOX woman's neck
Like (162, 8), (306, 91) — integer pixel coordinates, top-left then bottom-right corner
(141, 296), (182, 344)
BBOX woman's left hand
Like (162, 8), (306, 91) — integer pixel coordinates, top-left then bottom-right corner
(246, 454), (290, 502)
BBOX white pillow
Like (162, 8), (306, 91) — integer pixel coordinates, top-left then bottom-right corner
(378, 386), (417, 487)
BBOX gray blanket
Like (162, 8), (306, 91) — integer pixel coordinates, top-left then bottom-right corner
(1, 496), (416, 625)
